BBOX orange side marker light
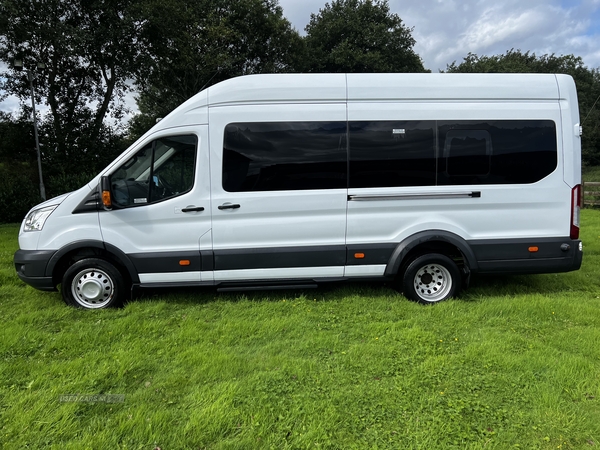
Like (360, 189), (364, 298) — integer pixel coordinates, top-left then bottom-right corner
(179, 260), (191, 266)
(354, 253), (365, 259)
(102, 190), (112, 208)
(528, 247), (539, 253)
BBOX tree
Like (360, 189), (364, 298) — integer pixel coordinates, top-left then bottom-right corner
(0, 0), (141, 188)
(0, 112), (40, 222)
(128, 0), (304, 138)
(446, 49), (600, 166)
(303, 0), (427, 74)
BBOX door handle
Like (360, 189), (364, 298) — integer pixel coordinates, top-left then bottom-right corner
(218, 203), (241, 210)
(181, 206), (205, 212)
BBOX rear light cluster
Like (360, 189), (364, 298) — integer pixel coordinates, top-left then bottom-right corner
(570, 184), (581, 239)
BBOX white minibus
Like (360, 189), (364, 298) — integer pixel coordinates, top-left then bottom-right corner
(14, 73), (583, 308)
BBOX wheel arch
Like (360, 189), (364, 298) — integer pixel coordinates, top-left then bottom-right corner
(384, 230), (479, 278)
(46, 240), (139, 287)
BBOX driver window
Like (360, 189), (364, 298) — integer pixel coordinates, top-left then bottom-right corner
(110, 135), (197, 207)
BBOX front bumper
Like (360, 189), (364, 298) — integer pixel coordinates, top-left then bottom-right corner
(14, 249), (57, 291)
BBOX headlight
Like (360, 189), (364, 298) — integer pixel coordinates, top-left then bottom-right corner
(23, 205), (58, 232)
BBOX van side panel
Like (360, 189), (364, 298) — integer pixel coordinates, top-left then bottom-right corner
(208, 103), (348, 280)
(346, 101), (568, 249)
(556, 74), (582, 188)
(98, 126), (211, 284)
(346, 73), (560, 102)
(15, 73), (582, 301)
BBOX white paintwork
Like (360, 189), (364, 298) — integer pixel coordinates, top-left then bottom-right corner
(98, 126), (211, 285)
(213, 266), (345, 281)
(344, 265), (387, 277)
(139, 272), (202, 284)
(346, 73), (561, 101)
(556, 74), (582, 188)
(22, 186), (103, 251)
(209, 104), (347, 264)
(345, 99), (570, 246)
(18, 73), (581, 287)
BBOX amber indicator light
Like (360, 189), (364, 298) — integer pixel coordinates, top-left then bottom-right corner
(354, 253), (365, 259)
(179, 260), (191, 266)
(528, 246), (539, 253)
(102, 190), (112, 207)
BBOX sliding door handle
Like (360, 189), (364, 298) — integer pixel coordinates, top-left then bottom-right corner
(218, 203), (241, 210)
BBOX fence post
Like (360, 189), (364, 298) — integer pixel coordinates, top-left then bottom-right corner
(583, 181), (600, 207)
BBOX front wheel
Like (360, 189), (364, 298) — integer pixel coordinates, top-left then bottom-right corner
(61, 258), (126, 309)
(402, 253), (461, 304)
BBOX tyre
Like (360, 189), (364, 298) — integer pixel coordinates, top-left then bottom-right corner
(402, 253), (461, 304)
(61, 258), (126, 309)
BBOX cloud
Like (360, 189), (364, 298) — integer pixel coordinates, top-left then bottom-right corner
(277, 0), (600, 71)
(2, 0), (598, 116)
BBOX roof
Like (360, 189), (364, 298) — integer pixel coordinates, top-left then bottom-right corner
(156, 73), (573, 130)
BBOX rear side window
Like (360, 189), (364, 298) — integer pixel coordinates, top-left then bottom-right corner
(111, 135), (197, 207)
(223, 122), (347, 192)
(349, 121), (436, 188)
(438, 121), (557, 185)
(443, 130), (492, 180)
(222, 119), (557, 191)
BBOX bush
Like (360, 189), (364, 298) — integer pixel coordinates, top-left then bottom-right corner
(0, 162), (41, 223)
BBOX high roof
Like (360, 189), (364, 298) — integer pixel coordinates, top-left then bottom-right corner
(205, 73), (564, 105)
(155, 73), (572, 130)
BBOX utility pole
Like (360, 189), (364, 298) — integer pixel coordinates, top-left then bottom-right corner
(14, 59), (47, 201)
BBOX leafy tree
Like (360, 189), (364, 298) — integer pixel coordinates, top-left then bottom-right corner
(0, 112), (40, 221)
(303, 0), (427, 73)
(446, 49), (600, 166)
(128, 0), (304, 138)
(0, 0), (141, 191)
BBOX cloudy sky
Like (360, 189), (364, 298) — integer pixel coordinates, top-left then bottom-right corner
(1, 0), (599, 116)
(279, 0), (600, 72)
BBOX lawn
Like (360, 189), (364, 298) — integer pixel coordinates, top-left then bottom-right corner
(1, 211), (600, 449)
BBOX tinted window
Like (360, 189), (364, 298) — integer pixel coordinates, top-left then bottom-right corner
(223, 122), (347, 192)
(438, 121), (557, 185)
(349, 121), (436, 188)
(444, 130), (492, 180)
(111, 135), (197, 207)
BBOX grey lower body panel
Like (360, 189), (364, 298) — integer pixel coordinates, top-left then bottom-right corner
(14, 236), (582, 294)
(468, 237), (582, 274)
(14, 249), (57, 291)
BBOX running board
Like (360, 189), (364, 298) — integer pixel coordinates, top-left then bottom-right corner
(217, 283), (318, 293)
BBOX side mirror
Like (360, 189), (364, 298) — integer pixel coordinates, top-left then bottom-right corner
(100, 176), (112, 210)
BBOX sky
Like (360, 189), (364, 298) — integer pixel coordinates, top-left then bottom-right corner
(278, 0), (600, 72)
(1, 0), (599, 116)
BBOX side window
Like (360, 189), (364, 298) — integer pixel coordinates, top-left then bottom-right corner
(111, 135), (197, 207)
(349, 121), (436, 188)
(222, 122), (347, 192)
(443, 130), (492, 181)
(438, 121), (557, 185)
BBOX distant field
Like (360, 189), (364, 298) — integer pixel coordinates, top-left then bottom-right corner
(1, 212), (600, 449)
(583, 165), (600, 182)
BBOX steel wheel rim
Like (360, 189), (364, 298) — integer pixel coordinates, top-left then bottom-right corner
(71, 268), (115, 309)
(413, 263), (452, 302)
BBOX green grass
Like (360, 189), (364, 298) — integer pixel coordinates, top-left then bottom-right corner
(583, 167), (600, 208)
(583, 165), (600, 182)
(2, 215), (600, 449)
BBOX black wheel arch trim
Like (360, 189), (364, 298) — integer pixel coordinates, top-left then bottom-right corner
(384, 230), (478, 277)
(45, 240), (140, 284)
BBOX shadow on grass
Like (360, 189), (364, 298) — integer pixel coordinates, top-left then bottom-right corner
(462, 272), (579, 300)
(128, 280), (401, 308)
(127, 271), (576, 308)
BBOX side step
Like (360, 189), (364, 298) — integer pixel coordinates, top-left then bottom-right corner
(217, 283), (318, 293)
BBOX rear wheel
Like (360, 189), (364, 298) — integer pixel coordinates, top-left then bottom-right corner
(402, 253), (461, 304)
(61, 258), (125, 309)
